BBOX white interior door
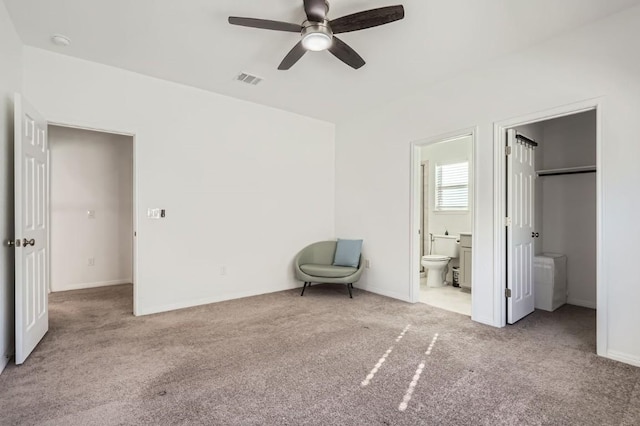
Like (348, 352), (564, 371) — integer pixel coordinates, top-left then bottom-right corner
(14, 94), (49, 365)
(506, 129), (535, 324)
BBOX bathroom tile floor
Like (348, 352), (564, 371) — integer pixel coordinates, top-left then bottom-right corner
(420, 277), (472, 316)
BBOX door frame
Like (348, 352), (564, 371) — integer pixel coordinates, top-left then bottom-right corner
(47, 120), (139, 316)
(492, 98), (604, 355)
(420, 161), (428, 272)
(409, 127), (478, 309)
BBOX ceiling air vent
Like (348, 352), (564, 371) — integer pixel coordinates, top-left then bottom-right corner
(235, 72), (263, 86)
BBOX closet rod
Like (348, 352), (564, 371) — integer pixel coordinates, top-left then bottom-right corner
(538, 170), (596, 177)
(537, 166), (596, 177)
(516, 134), (538, 147)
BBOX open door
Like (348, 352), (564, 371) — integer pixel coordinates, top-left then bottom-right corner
(506, 129), (535, 324)
(14, 94), (49, 364)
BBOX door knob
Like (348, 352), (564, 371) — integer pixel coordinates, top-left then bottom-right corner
(22, 238), (35, 247)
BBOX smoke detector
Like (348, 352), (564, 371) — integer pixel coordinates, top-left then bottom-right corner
(51, 34), (71, 47)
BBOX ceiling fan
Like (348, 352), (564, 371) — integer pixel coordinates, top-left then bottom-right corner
(228, 0), (405, 70)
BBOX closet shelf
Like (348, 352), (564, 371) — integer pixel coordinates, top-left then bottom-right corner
(536, 165), (596, 177)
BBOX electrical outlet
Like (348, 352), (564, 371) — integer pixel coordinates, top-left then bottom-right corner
(365, 259), (371, 269)
(88, 257), (95, 266)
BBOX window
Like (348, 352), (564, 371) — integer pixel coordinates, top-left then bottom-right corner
(435, 161), (469, 211)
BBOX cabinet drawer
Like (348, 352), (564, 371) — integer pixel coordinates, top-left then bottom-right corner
(460, 234), (472, 248)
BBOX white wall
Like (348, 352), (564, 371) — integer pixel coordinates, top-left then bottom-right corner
(0, 1), (22, 374)
(49, 126), (133, 291)
(420, 137), (473, 237)
(335, 6), (640, 365)
(539, 112), (597, 308)
(22, 47), (335, 315)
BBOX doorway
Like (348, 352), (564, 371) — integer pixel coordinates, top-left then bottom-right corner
(13, 95), (138, 364)
(411, 129), (476, 317)
(494, 100), (603, 354)
(48, 125), (135, 311)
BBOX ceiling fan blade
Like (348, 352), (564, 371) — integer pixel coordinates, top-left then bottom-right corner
(328, 37), (365, 70)
(330, 5), (405, 34)
(303, 0), (328, 22)
(228, 17), (302, 33)
(278, 42), (307, 70)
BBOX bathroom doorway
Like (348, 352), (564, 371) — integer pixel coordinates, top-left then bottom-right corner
(410, 129), (476, 317)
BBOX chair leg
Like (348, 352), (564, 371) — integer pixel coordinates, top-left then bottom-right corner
(347, 283), (353, 298)
(301, 282), (308, 296)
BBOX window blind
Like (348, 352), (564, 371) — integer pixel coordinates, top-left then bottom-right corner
(435, 161), (469, 210)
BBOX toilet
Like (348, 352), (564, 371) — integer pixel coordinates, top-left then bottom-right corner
(421, 235), (460, 288)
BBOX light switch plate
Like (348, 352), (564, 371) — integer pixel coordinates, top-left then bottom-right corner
(147, 208), (161, 219)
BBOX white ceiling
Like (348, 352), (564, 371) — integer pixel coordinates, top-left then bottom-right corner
(5, 0), (640, 122)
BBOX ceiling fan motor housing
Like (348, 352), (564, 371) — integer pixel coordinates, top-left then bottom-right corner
(301, 19), (333, 51)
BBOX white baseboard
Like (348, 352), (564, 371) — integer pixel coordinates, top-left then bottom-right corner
(567, 298), (596, 309)
(138, 281), (412, 317)
(358, 284), (412, 303)
(606, 350), (640, 368)
(472, 316), (500, 328)
(136, 284), (299, 316)
(0, 345), (12, 375)
(53, 279), (132, 292)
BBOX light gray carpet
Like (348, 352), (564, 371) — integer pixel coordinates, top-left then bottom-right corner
(1, 284), (638, 425)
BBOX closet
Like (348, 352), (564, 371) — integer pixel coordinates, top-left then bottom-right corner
(514, 110), (597, 311)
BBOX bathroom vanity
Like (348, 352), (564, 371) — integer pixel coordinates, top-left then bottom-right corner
(459, 233), (472, 289)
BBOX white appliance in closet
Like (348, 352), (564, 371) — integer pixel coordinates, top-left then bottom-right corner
(534, 253), (567, 311)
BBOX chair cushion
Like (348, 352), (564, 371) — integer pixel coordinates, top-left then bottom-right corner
(332, 238), (363, 267)
(300, 263), (358, 278)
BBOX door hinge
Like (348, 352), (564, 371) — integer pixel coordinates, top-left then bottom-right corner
(505, 217), (512, 227)
(505, 288), (512, 298)
(505, 146), (512, 156)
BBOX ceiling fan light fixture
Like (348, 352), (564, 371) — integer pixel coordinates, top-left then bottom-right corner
(302, 32), (332, 51)
(301, 20), (333, 51)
